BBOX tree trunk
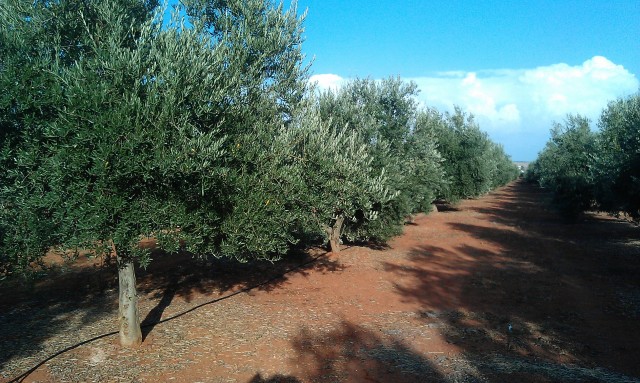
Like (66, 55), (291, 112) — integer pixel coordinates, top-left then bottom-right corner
(328, 215), (345, 254)
(116, 247), (142, 347)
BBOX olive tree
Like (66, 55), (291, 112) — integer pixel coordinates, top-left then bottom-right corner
(317, 77), (444, 241)
(0, 0), (308, 346)
(529, 115), (597, 219)
(292, 103), (397, 253)
(486, 142), (520, 189)
(593, 93), (640, 219)
(529, 96), (640, 221)
(181, 0), (311, 260)
(427, 108), (489, 201)
(425, 107), (518, 202)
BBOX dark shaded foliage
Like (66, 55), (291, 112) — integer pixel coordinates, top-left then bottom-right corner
(527, 93), (640, 221)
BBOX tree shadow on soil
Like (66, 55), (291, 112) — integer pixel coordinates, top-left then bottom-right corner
(383, 181), (640, 381)
(246, 320), (450, 383)
(140, 282), (177, 341)
(287, 320), (447, 383)
(0, 247), (345, 378)
(433, 202), (460, 212)
(248, 374), (302, 383)
(135, 247), (346, 339)
(0, 266), (118, 378)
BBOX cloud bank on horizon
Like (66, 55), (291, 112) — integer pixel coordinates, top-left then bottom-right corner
(310, 56), (638, 160)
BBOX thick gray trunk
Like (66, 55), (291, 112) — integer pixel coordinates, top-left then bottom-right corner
(116, 248), (142, 347)
(327, 215), (345, 254)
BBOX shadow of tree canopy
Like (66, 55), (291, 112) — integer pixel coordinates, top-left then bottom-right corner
(383, 181), (640, 382)
(288, 320), (447, 383)
(0, 247), (345, 380)
(248, 373), (302, 383)
(136, 248), (345, 340)
(0, 284), (117, 378)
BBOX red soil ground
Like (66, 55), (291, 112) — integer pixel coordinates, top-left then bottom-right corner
(1, 180), (639, 383)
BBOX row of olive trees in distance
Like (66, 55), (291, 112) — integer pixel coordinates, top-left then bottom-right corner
(526, 93), (640, 221)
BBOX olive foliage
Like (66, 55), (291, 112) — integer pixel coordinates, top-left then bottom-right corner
(527, 116), (596, 219)
(422, 107), (519, 202)
(593, 94), (640, 219)
(0, 0), (309, 345)
(317, 77), (445, 242)
(527, 93), (640, 220)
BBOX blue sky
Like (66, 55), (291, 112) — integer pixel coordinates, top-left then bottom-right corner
(169, 1), (639, 161)
(291, 0), (639, 160)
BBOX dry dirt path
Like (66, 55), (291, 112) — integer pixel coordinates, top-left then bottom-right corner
(2, 181), (640, 383)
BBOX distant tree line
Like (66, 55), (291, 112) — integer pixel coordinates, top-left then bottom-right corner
(0, 0), (518, 346)
(526, 93), (640, 221)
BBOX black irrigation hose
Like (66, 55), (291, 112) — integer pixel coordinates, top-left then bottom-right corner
(7, 253), (324, 383)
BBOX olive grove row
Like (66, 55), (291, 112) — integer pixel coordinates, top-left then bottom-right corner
(526, 93), (640, 221)
(0, 0), (518, 345)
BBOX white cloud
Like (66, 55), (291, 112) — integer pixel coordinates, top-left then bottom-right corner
(408, 56), (638, 134)
(309, 56), (638, 159)
(309, 73), (345, 92)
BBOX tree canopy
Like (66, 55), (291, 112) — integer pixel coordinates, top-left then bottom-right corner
(1, 0), (309, 345)
(527, 93), (640, 221)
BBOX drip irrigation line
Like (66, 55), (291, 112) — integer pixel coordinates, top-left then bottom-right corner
(7, 253), (324, 383)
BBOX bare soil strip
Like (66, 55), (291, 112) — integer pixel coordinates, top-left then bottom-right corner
(2, 181), (639, 383)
